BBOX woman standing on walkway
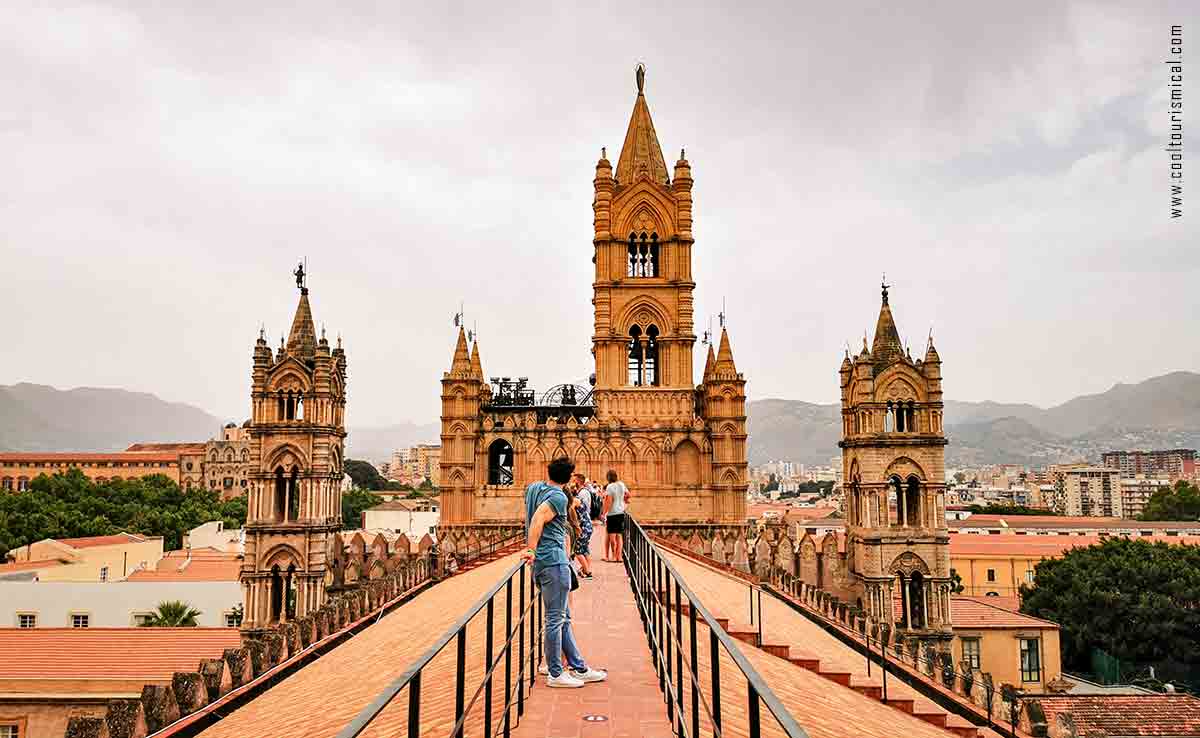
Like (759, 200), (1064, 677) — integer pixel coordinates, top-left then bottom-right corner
(601, 469), (630, 563)
(571, 473), (594, 578)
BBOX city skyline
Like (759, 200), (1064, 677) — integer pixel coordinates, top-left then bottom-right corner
(2, 1), (1197, 427)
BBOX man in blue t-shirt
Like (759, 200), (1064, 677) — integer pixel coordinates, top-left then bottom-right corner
(522, 457), (608, 688)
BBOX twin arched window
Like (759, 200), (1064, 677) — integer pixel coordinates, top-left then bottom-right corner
(277, 391), (304, 421)
(627, 325), (660, 386)
(886, 400), (916, 433)
(627, 232), (659, 278)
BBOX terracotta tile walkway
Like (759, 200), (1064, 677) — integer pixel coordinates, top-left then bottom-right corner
(509, 535), (678, 738)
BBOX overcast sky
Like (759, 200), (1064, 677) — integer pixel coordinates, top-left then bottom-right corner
(2, 1), (1197, 427)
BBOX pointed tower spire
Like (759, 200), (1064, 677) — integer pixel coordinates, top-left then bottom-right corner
(469, 338), (484, 380)
(870, 280), (903, 366)
(615, 63), (669, 186)
(449, 327), (471, 376)
(714, 328), (738, 375)
(703, 343), (716, 381)
(285, 265), (317, 358)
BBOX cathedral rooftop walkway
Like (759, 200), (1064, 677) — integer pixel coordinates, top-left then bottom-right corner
(656, 547), (1005, 738)
(191, 550), (529, 738)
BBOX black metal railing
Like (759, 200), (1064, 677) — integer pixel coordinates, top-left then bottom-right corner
(336, 559), (542, 738)
(625, 517), (810, 738)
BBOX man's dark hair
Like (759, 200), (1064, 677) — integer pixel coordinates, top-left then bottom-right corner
(548, 457), (575, 485)
(607, 469), (619, 483)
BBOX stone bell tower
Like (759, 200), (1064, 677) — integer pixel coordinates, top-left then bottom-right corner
(241, 264), (347, 634)
(839, 282), (951, 639)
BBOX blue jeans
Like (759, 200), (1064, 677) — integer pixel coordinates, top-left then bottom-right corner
(534, 563), (587, 678)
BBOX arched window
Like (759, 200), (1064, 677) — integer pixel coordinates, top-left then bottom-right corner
(889, 476), (902, 526)
(905, 476), (921, 528)
(885, 402), (894, 432)
(906, 402), (916, 433)
(908, 571), (926, 629)
(487, 439), (514, 486)
(277, 393), (286, 422)
(297, 394), (305, 421)
(627, 325), (643, 386)
(0, 477), (11, 491)
(241, 449), (249, 462)
(626, 232), (659, 277)
(644, 325), (659, 386)
(274, 467), (287, 522)
(270, 565), (283, 623)
(288, 468), (300, 520)
(285, 564), (297, 621)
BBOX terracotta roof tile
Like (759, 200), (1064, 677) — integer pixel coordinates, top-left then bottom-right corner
(0, 452), (181, 463)
(950, 534), (1200, 557)
(0, 627), (240, 682)
(125, 443), (207, 453)
(953, 515), (1200, 531)
(58, 532), (150, 548)
(1031, 694), (1200, 736)
(0, 558), (65, 573)
(126, 548), (241, 581)
(949, 597), (1058, 630)
(195, 553), (525, 737)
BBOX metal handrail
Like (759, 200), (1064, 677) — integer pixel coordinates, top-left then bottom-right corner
(336, 547), (540, 738)
(625, 516), (811, 738)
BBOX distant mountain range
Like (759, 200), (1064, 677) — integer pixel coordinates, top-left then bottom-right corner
(747, 371), (1200, 466)
(5, 371), (1199, 468)
(0, 383), (226, 452)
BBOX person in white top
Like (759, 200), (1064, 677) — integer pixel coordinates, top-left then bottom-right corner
(601, 469), (631, 563)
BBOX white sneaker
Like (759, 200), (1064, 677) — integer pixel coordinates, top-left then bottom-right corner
(572, 667), (608, 683)
(547, 671), (584, 688)
(538, 664), (549, 676)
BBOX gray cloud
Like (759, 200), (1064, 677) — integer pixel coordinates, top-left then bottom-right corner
(1, 1), (1196, 427)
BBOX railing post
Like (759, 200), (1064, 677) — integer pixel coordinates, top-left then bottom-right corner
(710, 629), (722, 732)
(408, 671), (422, 738)
(664, 563), (674, 722)
(749, 682), (761, 738)
(504, 579), (512, 738)
(689, 596), (699, 738)
(517, 565), (525, 716)
(454, 628), (466, 738)
(529, 566), (537, 690)
(485, 597), (494, 738)
(674, 579), (684, 735)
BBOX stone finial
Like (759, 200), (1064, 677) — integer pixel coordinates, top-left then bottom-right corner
(140, 684), (181, 733)
(63, 717), (105, 738)
(104, 698), (149, 738)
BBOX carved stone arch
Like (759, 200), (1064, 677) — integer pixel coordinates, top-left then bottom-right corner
(875, 365), (927, 403)
(884, 456), (927, 482)
(267, 364), (312, 394)
(616, 296), (673, 336)
(888, 551), (931, 576)
(638, 441), (661, 485)
(447, 469), (466, 486)
(820, 531), (840, 556)
(263, 543), (304, 571)
(612, 184), (677, 237)
(721, 468), (739, 484)
(718, 422), (738, 436)
(263, 444), (309, 473)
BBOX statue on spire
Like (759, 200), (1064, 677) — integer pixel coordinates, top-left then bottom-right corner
(881, 274), (890, 306)
(294, 260), (306, 291)
(636, 62), (645, 94)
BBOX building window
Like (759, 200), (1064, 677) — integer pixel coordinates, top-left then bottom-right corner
(1024, 570), (1035, 583)
(626, 324), (661, 387)
(961, 638), (981, 670)
(224, 611), (240, 627)
(17, 613), (36, 628)
(132, 612), (154, 627)
(1020, 638), (1042, 682)
(0, 724), (17, 738)
(0, 478), (10, 491)
(986, 568), (996, 582)
(626, 232), (659, 277)
(99, 566), (108, 582)
(71, 613), (90, 628)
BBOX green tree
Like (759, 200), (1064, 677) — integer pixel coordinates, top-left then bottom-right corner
(949, 568), (965, 594)
(952, 472), (968, 485)
(141, 600), (203, 627)
(344, 459), (386, 490)
(765, 474), (780, 492)
(1139, 481), (1200, 521)
(1020, 538), (1200, 680)
(342, 487), (380, 528)
(0, 469), (247, 557)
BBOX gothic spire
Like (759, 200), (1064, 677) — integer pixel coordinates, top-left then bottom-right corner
(703, 342), (716, 381)
(615, 64), (669, 186)
(714, 328), (738, 375)
(469, 338), (484, 380)
(870, 281), (903, 367)
(449, 326), (472, 376)
(286, 286), (317, 359)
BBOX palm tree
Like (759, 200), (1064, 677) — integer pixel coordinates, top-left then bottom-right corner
(141, 600), (202, 627)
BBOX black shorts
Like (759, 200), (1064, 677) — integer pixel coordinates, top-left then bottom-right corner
(605, 513), (626, 534)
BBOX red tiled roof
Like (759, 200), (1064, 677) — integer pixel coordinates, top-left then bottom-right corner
(1032, 694), (1200, 736)
(949, 597), (1057, 630)
(0, 452), (182, 463)
(126, 548), (241, 581)
(0, 627), (240, 682)
(58, 532), (151, 549)
(953, 515), (1200, 530)
(125, 443), (207, 453)
(0, 558), (65, 573)
(950, 534), (1200, 557)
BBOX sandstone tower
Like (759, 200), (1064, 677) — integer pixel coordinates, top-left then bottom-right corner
(241, 265), (348, 633)
(839, 283), (951, 638)
(438, 66), (747, 532)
